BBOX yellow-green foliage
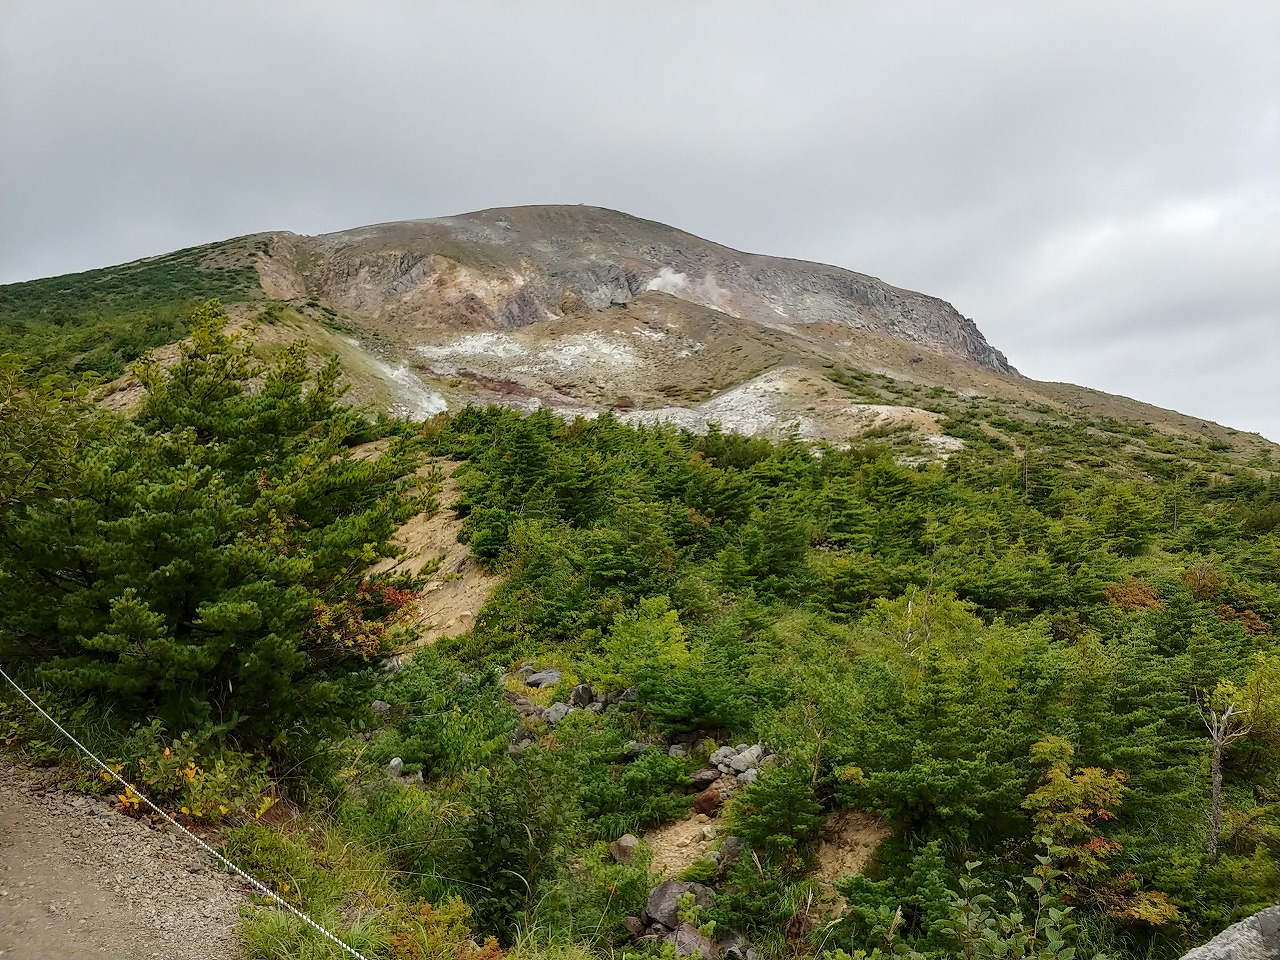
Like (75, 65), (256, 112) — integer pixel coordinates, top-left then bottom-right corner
(580, 596), (691, 691)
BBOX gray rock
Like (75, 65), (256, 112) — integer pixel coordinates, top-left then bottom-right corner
(381, 656), (405, 675)
(586, 701), (606, 714)
(624, 741), (650, 761)
(719, 931), (754, 960)
(667, 921), (719, 958)
(569, 683), (595, 707)
(692, 768), (721, 789)
(494, 286), (543, 328)
(1180, 904), (1280, 959)
(709, 746), (738, 766)
(729, 745), (763, 772)
(370, 699), (391, 714)
(644, 879), (714, 930)
(609, 833), (640, 863)
(734, 744), (749, 753)
(736, 769), (759, 785)
(526, 669), (562, 689)
(669, 744), (688, 758)
(624, 916), (646, 938)
(619, 686), (639, 702)
(545, 702), (574, 724)
(387, 757), (404, 778)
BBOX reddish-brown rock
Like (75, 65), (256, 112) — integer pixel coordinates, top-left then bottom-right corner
(692, 786), (724, 815)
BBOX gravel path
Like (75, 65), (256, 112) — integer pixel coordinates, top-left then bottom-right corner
(0, 756), (248, 959)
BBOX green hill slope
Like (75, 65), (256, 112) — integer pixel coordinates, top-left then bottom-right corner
(0, 236), (263, 377)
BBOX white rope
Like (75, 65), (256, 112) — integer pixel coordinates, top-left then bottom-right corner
(0, 664), (374, 960)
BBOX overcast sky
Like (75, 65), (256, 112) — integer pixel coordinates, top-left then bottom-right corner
(3, 2), (1277, 440)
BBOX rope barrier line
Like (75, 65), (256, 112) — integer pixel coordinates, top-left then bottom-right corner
(0, 664), (374, 960)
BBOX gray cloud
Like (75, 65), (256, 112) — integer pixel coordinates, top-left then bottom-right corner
(3, 0), (1277, 439)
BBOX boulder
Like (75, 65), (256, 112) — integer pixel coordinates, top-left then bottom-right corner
(709, 746), (738, 767)
(526, 669), (562, 688)
(387, 757), (404, 778)
(510, 696), (541, 716)
(545, 702), (574, 724)
(624, 740), (650, 761)
(728, 745), (763, 772)
(669, 744), (688, 758)
(610, 833), (640, 863)
(716, 836), (746, 876)
(370, 699), (391, 714)
(1180, 904), (1280, 959)
(718, 931), (755, 960)
(623, 916), (646, 939)
(667, 922), (719, 958)
(569, 683), (595, 707)
(737, 769), (759, 786)
(619, 686), (639, 702)
(644, 879), (714, 930)
(692, 768), (720, 789)
(693, 786), (725, 816)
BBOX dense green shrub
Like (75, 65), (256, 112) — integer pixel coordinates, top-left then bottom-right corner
(0, 302), (426, 755)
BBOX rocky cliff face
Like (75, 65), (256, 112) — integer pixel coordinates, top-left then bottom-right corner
(258, 205), (1014, 375)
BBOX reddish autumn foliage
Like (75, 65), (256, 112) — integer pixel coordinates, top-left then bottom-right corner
(1216, 604), (1274, 635)
(1105, 577), (1162, 610)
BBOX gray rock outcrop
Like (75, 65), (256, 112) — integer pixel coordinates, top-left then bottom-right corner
(644, 879), (714, 930)
(1181, 906), (1280, 960)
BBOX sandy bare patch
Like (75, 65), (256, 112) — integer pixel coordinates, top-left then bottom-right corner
(644, 815), (721, 879)
(370, 460), (499, 647)
(812, 810), (891, 888)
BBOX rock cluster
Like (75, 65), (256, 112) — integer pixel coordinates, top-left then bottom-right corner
(626, 878), (759, 959)
(506, 668), (644, 754)
(691, 742), (776, 814)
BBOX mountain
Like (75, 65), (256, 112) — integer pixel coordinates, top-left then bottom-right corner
(5, 206), (1280, 959)
(259, 205), (1012, 372)
(3, 204), (1276, 463)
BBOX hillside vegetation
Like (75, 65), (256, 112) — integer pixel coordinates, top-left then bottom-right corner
(2, 286), (1278, 958)
(0, 237), (262, 377)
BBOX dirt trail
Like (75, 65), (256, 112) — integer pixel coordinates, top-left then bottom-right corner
(0, 757), (248, 960)
(644, 814), (722, 878)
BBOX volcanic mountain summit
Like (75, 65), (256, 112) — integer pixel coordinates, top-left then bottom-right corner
(258, 205), (1013, 376)
(6, 204), (1271, 459)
